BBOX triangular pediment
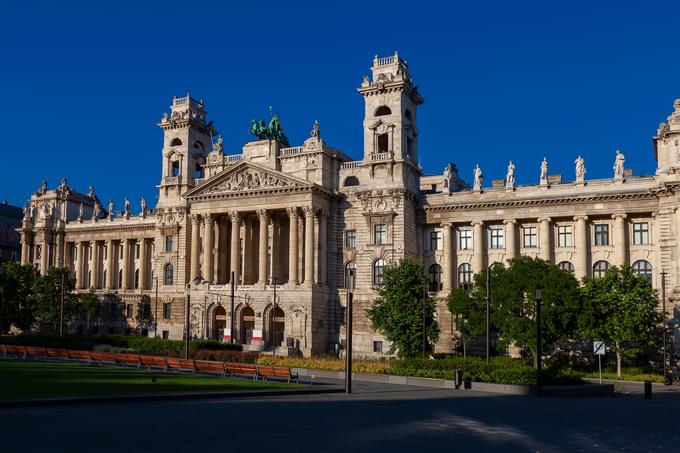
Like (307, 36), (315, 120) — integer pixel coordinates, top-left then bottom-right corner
(184, 161), (311, 198)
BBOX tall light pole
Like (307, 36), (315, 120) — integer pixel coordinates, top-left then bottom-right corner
(345, 269), (354, 394)
(535, 287), (543, 397)
(59, 271), (65, 337)
(185, 282), (191, 359)
(230, 271), (235, 344)
(485, 266), (491, 365)
(661, 271), (669, 385)
(272, 277), (277, 358)
(153, 276), (159, 338)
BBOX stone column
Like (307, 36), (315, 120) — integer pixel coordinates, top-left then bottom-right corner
(54, 232), (64, 268)
(504, 219), (517, 261)
(203, 214), (214, 283)
(190, 214), (201, 281)
(106, 239), (115, 289)
(287, 207), (298, 285)
(318, 210), (328, 285)
(75, 241), (84, 289)
(121, 239), (130, 290)
(230, 211), (241, 284)
(472, 221), (485, 274)
(613, 213), (627, 266)
(20, 231), (30, 264)
(257, 209), (269, 285)
(40, 235), (49, 275)
(91, 240), (100, 289)
(216, 217), (228, 284)
(442, 223), (453, 292)
(140, 239), (148, 290)
(538, 217), (552, 262)
(303, 206), (316, 286)
(574, 216), (589, 280)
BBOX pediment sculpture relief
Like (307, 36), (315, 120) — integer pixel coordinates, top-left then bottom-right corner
(204, 168), (295, 194)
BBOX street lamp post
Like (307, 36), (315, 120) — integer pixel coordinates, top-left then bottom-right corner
(535, 287), (543, 397)
(185, 283), (191, 359)
(272, 277), (277, 358)
(59, 271), (65, 337)
(345, 269), (354, 394)
(230, 271), (235, 344)
(486, 266), (491, 365)
(661, 271), (670, 385)
(153, 276), (159, 338)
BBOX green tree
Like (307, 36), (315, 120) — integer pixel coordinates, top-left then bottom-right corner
(79, 289), (99, 333)
(0, 262), (39, 332)
(449, 257), (581, 364)
(447, 287), (486, 356)
(580, 265), (661, 377)
(367, 258), (439, 358)
(32, 267), (78, 333)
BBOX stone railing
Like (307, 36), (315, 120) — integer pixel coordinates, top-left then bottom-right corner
(371, 152), (390, 161)
(281, 146), (304, 156)
(227, 154), (243, 162)
(376, 56), (395, 66)
(194, 178), (205, 187)
(163, 176), (179, 185)
(341, 160), (363, 169)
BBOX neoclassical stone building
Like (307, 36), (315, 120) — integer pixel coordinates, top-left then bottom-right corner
(18, 52), (680, 356)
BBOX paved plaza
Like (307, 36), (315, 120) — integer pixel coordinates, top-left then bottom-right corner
(1, 379), (678, 452)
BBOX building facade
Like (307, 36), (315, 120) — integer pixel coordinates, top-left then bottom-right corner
(18, 52), (680, 355)
(0, 201), (22, 263)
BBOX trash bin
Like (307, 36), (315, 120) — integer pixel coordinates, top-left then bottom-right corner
(463, 378), (472, 390)
(665, 374), (673, 386)
(644, 380), (652, 399)
(454, 368), (462, 389)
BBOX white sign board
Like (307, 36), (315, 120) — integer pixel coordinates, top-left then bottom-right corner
(593, 341), (605, 355)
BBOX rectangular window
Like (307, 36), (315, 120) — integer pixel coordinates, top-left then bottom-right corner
(594, 224), (609, 246)
(374, 224), (387, 245)
(557, 225), (573, 247)
(135, 243), (140, 259)
(523, 227), (537, 248)
(165, 235), (174, 252)
(162, 330), (169, 340)
(633, 222), (649, 245)
(429, 229), (442, 251)
(373, 341), (383, 353)
(163, 303), (172, 320)
(88, 246), (92, 260)
(126, 304), (133, 318)
(103, 246), (107, 260)
(345, 230), (356, 249)
(489, 227), (504, 249)
(458, 228), (473, 250)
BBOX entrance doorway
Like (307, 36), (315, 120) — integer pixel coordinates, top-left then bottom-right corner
(213, 306), (226, 340)
(267, 306), (285, 348)
(241, 306), (255, 344)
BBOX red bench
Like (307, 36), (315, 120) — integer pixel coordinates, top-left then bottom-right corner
(166, 357), (196, 372)
(90, 351), (116, 364)
(5, 345), (27, 358)
(225, 362), (258, 380)
(140, 355), (168, 370)
(46, 348), (70, 360)
(195, 360), (225, 376)
(114, 353), (142, 368)
(257, 365), (298, 383)
(68, 349), (92, 363)
(25, 346), (48, 358)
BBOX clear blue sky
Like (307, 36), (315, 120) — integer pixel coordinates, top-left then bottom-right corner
(2, 1), (679, 208)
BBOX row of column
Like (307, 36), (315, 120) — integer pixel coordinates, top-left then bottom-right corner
(71, 238), (152, 290)
(190, 206), (321, 286)
(440, 215), (629, 291)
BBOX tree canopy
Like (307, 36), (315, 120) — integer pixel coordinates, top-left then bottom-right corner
(367, 258), (439, 358)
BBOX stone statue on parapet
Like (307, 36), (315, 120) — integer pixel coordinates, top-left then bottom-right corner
(124, 197), (131, 218)
(213, 135), (223, 153)
(506, 160), (516, 189)
(108, 200), (115, 220)
(473, 164), (483, 192)
(140, 196), (147, 216)
(88, 185), (95, 199)
(575, 155), (586, 183)
(248, 106), (290, 146)
(613, 150), (625, 179)
(540, 157), (549, 186)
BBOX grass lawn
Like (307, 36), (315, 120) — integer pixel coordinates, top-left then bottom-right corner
(0, 359), (301, 400)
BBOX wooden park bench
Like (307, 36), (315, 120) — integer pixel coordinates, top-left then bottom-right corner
(114, 353), (142, 368)
(68, 349), (92, 363)
(5, 345), (27, 358)
(25, 346), (48, 358)
(166, 357), (196, 372)
(195, 360), (225, 376)
(46, 348), (70, 360)
(0, 344), (6, 357)
(90, 351), (116, 364)
(257, 365), (299, 384)
(225, 362), (258, 380)
(139, 355), (168, 371)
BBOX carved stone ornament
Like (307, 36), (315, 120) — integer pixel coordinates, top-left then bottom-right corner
(204, 168), (295, 194)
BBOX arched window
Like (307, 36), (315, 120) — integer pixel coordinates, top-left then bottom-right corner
(164, 263), (174, 285)
(194, 141), (204, 150)
(134, 269), (140, 289)
(593, 260), (610, 278)
(170, 138), (182, 146)
(344, 176), (360, 187)
(558, 261), (575, 273)
(344, 262), (357, 289)
(458, 263), (473, 289)
(429, 264), (442, 292)
(373, 259), (386, 286)
(375, 106), (391, 116)
(632, 260), (652, 283)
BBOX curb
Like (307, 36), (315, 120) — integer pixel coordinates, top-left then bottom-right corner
(0, 386), (343, 409)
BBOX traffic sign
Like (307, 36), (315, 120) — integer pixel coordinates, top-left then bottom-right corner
(593, 341), (605, 355)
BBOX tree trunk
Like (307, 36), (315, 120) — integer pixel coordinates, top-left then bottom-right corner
(616, 349), (622, 378)
(532, 350), (538, 368)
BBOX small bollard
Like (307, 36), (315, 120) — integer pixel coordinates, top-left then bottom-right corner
(454, 368), (462, 389)
(644, 380), (652, 399)
(463, 379), (472, 390)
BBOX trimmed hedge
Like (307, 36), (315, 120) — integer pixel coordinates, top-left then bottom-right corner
(0, 334), (242, 357)
(194, 349), (259, 364)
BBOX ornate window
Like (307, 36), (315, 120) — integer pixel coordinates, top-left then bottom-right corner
(558, 261), (574, 273)
(523, 226), (537, 248)
(165, 235), (174, 252)
(345, 230), (357, 249)
(163, 303), (172, 320)
(172, 160), (180, 177)
(344, 261), (357, 289)
(632, 260), (652, 283)
(373, 259), (386, 286)
(557, 226), (573, 247)
(457, 263), (473, 289)
(375, 106), (391, 116)
(374, 224), (387, 245)
(429, 229), (442, 251)
(593, 260), (610, 278)
(344, 176), (359, 187)
(429, 264), (442, 292)
(377, 134), (389, 154)
(489, 226), (504, 249)
(594, 224), (609, 246)
(164, 263), (174, 285)
(633, 222), (649, 245)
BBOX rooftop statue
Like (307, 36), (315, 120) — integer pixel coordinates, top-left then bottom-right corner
(249, 106), (290, 146)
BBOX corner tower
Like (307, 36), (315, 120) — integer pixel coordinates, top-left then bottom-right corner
(655, 99), (680, 179)
(358, 51), (424, 166)
(157, 95), (216, 207)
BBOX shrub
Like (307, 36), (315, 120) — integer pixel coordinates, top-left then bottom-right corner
(194, 349), (259, 364)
